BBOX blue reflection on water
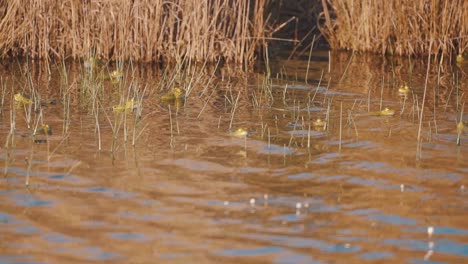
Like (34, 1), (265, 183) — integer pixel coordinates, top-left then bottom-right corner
(11, 194), (53, 207)
(218, 246), (282, 256)
(86, 187), (136, 199)
(246, 234), (360, 253)
(0, 254), (43, 264)
(351, 208), (417, 226)
(360, 251), (393, 260)
(15, 226), (39, 235)
(108, 232), (150, 242)
(384, 238), (468, 256)
(274, 250), (323, 264)
(78, 246), (121, 261)
(288, 172), (316, 180)
(404, 226), (468, 236)
(0, 212), (11, 223)
(42, 232), (83, 244)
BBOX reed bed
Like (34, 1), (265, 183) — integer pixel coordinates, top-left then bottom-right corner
(0, 0), (267, 66)
(320, 0), (468, 59)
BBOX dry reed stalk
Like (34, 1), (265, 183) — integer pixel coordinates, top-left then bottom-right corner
(320, 0), (468, 58)
(0, 0), (268, 67)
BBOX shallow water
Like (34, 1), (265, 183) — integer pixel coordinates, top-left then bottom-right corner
(0, 51), (467, 263)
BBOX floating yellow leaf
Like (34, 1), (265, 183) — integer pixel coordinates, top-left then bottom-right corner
(312, 118), (326, 131)
(370, 107), (395, 117)
(398, 85), (410, 94)
(161, 87), (185, 101)
(36, 124), (52, 136)
(379, 107), (395, 116)
(457, 121), (467, 135)
(14, 93), (31, 105)
(113, 98), (138, 113)
(232, 128), (248, 137)
(109, 70), (123, 83)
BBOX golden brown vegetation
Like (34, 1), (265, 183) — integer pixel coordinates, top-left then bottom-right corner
(319, 0), (468, 59)
(0, 0), (268, 66)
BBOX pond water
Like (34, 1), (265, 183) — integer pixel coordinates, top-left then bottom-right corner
(0, 51), (467, 263)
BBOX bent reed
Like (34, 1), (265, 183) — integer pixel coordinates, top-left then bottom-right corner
(319, 0), (468, 59)
(0, 0), (267, 66)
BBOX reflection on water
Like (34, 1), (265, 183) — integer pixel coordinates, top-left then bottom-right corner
(0, 51), (467, 263)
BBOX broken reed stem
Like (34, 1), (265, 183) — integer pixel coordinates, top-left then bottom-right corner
(379, 76), (384, 111)
(0, 78), (6, 115)
(94, 100), (101, 151)
(229, 91), (241, 130)
(304, 35), (316, 84)
(417, 40), (433, 160)
(457, 102), (465, 146)
(197, 89), (216, 119)
(339, 101), (343, 151)
(169, 105), (174, 149)
(338, 51), (354, 84)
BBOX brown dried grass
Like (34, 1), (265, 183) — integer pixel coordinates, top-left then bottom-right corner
(319, 0), (468, 59)
(0, 0), (268, 66)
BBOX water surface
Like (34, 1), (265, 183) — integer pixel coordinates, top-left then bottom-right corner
(0, 51), (467, 263)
